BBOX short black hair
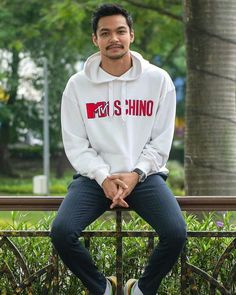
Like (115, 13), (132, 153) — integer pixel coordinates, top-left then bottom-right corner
(92, 4), (133, 35)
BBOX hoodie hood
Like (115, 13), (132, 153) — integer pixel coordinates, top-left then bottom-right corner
(83, 50), (149, 83)
(83, 51), (150, 120)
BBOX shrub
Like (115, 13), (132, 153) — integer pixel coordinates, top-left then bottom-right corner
(9, 146), (43, 160)
(167, 160), (185, 195)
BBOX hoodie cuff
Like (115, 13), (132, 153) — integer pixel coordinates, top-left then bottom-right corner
(94, 168), (110, 187)
(135, 160), (153, 176)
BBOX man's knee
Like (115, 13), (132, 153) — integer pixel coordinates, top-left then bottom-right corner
(50, 218), (81, 250)
(174, 224), (187, 246)
(163, 223), (187, 249)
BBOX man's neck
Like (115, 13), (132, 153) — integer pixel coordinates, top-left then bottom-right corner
(100, 52), (132, 77)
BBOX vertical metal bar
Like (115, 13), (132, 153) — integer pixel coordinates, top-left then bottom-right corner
(43, 57), (49, 195)
(181, 242), (188, 295)
(52, 247), (59, 295)
(84, 236), (90, 295)
(84, 236), (90, 249)
(147, 236), (154, 256)
(116, 209), (123, 295)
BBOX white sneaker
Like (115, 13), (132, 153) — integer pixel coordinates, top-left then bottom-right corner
(106, 276), (117, 295)
(124, 279), (137, 295)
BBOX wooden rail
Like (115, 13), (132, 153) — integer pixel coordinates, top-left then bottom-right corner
(0, 195), (236, 211)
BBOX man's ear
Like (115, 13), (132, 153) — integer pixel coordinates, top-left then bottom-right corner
(130, 30), (135, 43)
(92, 34), (98, 47)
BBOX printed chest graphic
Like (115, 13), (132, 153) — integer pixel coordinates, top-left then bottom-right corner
(86, 99), (154, 119)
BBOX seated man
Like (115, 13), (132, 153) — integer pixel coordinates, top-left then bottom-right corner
(51, 3), (186, 295)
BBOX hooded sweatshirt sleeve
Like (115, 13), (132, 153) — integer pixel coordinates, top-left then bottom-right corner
(135, 74), (176, 175)
(61, 81), (110, 186)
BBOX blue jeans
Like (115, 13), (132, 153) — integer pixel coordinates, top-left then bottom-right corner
(50, 174), (187, 295)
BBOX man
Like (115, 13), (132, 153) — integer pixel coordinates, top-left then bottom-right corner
(51, 3), (187, 295)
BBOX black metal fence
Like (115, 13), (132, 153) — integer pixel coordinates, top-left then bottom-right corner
(0, 196), (236, 294)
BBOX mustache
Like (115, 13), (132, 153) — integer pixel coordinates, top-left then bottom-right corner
(106, 44), (124, 50)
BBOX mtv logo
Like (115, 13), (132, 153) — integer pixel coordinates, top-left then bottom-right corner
(86, 101), (109, 119)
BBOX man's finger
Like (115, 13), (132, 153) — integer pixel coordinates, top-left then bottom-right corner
(108, 174), (120, 180)
(111, 178), (128, 189)
(114, 186), (129, 200)
(114, 186), (124, 199)
(110, 202), (128, 209)
(110, 198), (129, 209)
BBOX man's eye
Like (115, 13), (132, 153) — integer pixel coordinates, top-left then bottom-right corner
(118, 30), (126, 34)
(101, 32), (108, 37)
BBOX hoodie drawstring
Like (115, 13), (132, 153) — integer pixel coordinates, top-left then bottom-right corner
(108, 81), (114, 117)
(121, 81), (127, 121)
(108, 80), (127, 120)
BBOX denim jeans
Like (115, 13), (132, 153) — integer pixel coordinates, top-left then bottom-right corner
(50, 174), (187, 295)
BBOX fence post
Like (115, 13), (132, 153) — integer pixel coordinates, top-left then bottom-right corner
(116, 209), (123, 295)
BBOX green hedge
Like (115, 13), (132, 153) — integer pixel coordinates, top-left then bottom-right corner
(9, 144), (184, 163)
(9, 145), (43, 159)
(9, 146), (64, 160)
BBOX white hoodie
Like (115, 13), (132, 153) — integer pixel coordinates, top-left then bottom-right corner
(61, 51), (176, 186)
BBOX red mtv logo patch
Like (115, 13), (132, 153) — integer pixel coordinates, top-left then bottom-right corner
(86, 101), (109, 119)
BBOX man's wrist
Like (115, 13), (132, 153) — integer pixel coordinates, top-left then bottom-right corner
(131, 171), (139, 182)
(95, 169), (110, 187)
(132, 168), (147, 183)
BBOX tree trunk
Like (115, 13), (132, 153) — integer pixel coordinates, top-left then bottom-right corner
(184, 0), (236, 195)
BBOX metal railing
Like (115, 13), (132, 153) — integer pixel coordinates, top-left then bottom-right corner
(0, 196), (236, 294)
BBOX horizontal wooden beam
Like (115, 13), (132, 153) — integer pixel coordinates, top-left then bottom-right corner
(177, 196), (236, 211)
(0, 196), (236, 211)
(0, 196), (63, 211)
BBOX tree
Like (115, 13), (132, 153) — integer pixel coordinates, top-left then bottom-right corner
(0, 0), (88, 175)
(121, 0), (185, 76)
(184, 0), (236, 195)
(0, 0), (33, 175)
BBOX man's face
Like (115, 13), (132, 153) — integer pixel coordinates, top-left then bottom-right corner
(92, 14), (134, 60)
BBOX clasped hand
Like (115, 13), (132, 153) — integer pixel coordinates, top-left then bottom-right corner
(102, 172), (139, 209)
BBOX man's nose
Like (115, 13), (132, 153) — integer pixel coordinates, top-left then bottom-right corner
(110, 33), (119, 42)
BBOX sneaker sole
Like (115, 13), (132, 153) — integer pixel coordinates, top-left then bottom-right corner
(124, 279), (137, 295)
